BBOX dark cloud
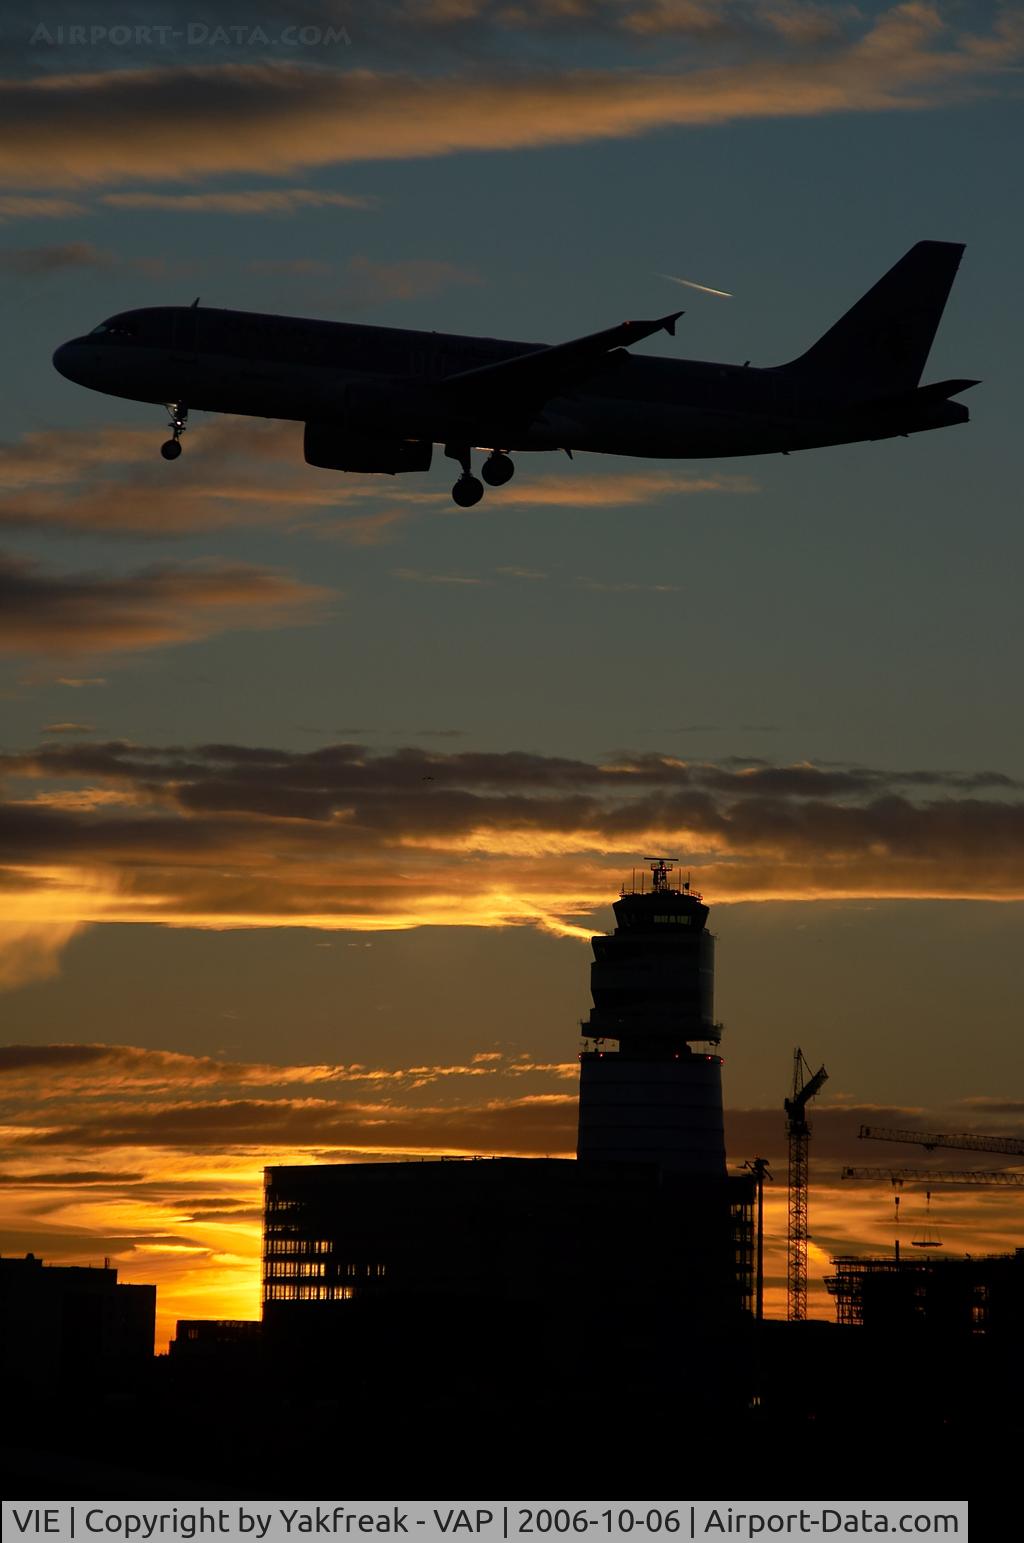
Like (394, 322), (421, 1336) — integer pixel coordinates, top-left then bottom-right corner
(180, 1206), (264, 1222)
(12, 1093), (579, 1153)
(0, 744), (1022, 934)
(0, 196), (89, 221)
(0, 241), (112, 274)
(101, 188), (372, 214)
(0, 1043), (116, 1071)
(8, 1075), (1020, 1167)
(0, 1227), (207, 1254)
(5, 738), (1020, 806)
(0, 551), (330, 656)
(0, 1169), (144, 1185)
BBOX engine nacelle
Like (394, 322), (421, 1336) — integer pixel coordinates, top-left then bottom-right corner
(303, 422), (432, 475)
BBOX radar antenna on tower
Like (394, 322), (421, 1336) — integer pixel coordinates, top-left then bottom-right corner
(642, 856), (680, 892)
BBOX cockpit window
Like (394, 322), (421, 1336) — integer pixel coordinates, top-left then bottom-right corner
(90, 319), (136, 337)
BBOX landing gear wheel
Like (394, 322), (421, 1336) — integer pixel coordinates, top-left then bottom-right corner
(452, 474), (484, 508)
(481, 452), (514, 487)
(161, 401), (189, 460)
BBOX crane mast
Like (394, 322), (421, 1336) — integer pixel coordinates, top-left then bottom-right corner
(785, 1048), (828, 1322)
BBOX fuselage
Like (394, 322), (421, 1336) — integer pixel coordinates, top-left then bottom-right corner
(52, 304), (969, 462)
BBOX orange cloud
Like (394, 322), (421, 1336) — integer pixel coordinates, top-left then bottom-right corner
(0, 551), (331, 656)
(0, 865), (118, 991)
(0, 7), (1019, 188)
(492, 471), (758, 506)
(0, 421), (757, 537)
(0, 1042), (578, 1094)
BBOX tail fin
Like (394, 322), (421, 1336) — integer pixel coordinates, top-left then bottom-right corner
(779, 241), (965, 395)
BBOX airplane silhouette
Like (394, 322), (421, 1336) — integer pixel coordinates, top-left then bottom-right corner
(53, 241), (975, 508)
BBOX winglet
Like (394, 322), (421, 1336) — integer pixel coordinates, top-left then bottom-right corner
(620, 310), (684, 344)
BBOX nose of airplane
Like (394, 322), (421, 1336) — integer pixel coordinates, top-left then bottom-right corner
(52, 340), (78, 381)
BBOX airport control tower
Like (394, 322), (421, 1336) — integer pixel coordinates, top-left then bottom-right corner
(577, 858), (727, 1176)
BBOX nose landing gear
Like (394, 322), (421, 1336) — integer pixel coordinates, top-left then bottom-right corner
(160, 402), (188, 460)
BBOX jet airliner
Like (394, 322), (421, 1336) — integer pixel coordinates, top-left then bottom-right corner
(52, 241), (975, 507)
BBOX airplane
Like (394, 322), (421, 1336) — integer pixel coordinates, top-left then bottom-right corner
(52, 240), (976, 508)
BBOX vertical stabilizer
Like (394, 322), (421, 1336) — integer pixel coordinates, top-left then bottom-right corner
(779, 241), (965, 396)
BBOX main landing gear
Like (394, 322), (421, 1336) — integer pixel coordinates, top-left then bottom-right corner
(481, 452), (514, 487)
(445, 444), (516, 506)
(160, 402), (188, 460)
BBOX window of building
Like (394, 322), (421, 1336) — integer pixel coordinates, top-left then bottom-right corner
(263, 1283), (355, 1302)
(265, 1260), (326, 1279)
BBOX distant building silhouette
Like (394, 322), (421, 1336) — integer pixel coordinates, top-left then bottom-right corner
(170, 1318), (263, 1361)
(578, 860), (725, 1170)
(826, 1249), (1024, 1336)
(258, 864), (755, 1397)
(0, 1252), (155, 1393)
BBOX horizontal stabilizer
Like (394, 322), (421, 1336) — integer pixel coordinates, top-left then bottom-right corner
(905, 377), (979, 403)
(854, 377), (980, 412)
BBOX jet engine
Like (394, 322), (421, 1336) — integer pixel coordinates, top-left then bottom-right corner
(303, 422), (432, 474)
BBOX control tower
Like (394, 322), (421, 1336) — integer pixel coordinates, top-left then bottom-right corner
(577, 858), (726, 1176)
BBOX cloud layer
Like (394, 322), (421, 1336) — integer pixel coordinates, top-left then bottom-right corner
(3, 6), (1021, 187)
(0, 420), (756, 537)
(0, 551), (331, 656)
(0, 744), (1022, 969)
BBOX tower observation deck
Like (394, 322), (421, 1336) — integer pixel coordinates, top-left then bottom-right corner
(577, 859), (726, 1176)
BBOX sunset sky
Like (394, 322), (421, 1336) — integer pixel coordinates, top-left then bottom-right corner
(1, 2), (1022, 1349)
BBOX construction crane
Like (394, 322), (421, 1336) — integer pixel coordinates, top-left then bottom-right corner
(859, 1124), (1024, 1157)
(841, 1166), (1024, 1186)
(785, 1048), (828, 1322)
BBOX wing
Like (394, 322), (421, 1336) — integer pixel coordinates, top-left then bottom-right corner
(441, 311), (683, 415)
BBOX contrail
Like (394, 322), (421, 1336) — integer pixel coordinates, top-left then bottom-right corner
(657, 273), (733, 298)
